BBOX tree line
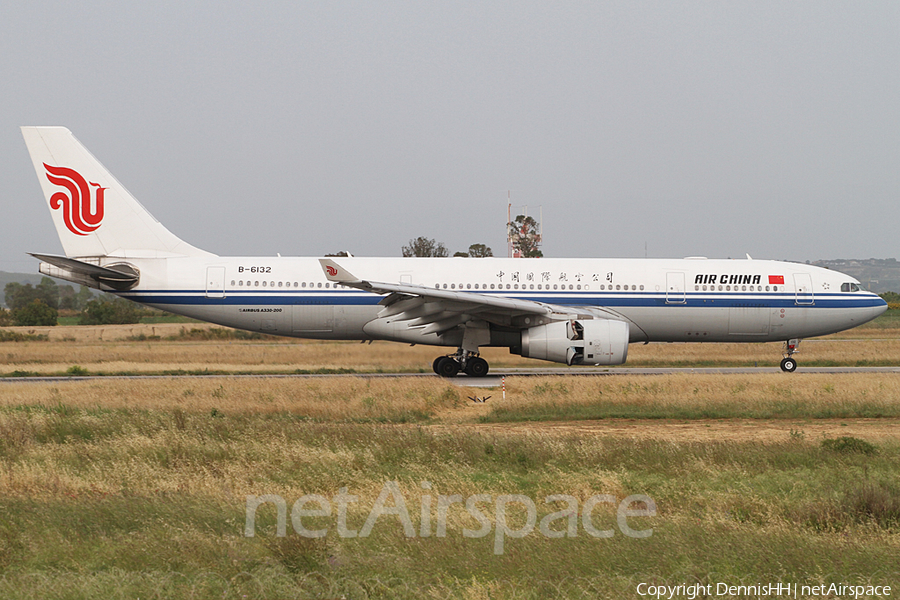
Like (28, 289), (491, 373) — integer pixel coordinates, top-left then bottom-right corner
(401, 238), (494, 258)
(399, 215), (541, 258)
(0, 278), (143, 326)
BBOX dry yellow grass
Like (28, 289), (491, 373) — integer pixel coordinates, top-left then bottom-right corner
(498, 372), (900, 409)
(2, 372), (898, 501)
(1, 322), (899, 375)
(4, 319), (896, 342)
(473, 373), (900, 443)
(0, 324), (530, 372)
(0, 377), (465, 499)
(0, 322), (219, 341)
(1, 372), (898, 420)
(0, 376), (463, 417)
(469, 417), (900, 444)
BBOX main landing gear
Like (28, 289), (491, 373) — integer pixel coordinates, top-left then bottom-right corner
(780, 339), (800, 372)
(433, 350), (489, 378)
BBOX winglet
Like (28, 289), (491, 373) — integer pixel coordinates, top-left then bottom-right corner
(319, 258), (361, 284)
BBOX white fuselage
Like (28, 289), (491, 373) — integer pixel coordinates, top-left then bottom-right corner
(114, 255), (887, 347)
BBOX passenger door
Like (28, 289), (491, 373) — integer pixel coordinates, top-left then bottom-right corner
(793, 273), (814, 305)
(205, 266), (225, 298)
(666, 272), (686, 304)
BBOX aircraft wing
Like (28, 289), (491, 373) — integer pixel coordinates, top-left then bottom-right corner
(319, 258), (592, 334)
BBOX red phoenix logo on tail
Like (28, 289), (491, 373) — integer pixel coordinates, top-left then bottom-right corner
(43, 163), (106, 236)
(326, 265), (338, 277)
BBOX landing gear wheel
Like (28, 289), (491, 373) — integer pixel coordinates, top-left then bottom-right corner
(433, 356), (444, 374)
(464, 357), (489, 377)
(780, 357), (797, 372)
(436, 356), (460, 378)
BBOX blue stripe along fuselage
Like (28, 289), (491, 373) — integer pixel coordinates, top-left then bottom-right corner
(120, 290), (885, 310)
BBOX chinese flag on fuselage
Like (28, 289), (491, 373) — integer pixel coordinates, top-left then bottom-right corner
(769, 275), (785, 285)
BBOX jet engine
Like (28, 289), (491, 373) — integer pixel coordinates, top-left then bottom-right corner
(519, 319), (629, 366)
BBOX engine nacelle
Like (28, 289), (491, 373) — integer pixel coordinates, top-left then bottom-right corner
(520, 319), (629, 366)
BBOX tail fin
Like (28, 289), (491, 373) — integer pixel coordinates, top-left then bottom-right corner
(21, 126), (212, 259)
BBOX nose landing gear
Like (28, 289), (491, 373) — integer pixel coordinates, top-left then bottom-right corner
(433, 350), (490, 378)
(780, 339), (800, 372)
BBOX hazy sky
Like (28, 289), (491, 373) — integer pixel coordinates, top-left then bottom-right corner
(1, 2), (897, 272)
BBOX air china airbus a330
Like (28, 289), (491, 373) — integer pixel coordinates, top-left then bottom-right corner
(21, 127), (887, 376)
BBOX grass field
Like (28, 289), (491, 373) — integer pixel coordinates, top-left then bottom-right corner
(0, 309), (899, 377)
(0, 375), (898, 598)
(0, 313), (898, 598)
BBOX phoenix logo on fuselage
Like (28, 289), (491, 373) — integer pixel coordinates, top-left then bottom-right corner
(43, 163), (105, 236)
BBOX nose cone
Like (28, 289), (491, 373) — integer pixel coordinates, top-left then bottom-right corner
(851, 295), (889, 329)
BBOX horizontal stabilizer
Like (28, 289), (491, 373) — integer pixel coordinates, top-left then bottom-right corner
(30, 253), (139, 290)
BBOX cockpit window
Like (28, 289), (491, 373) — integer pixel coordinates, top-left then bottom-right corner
(841, 283), (861, 292)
